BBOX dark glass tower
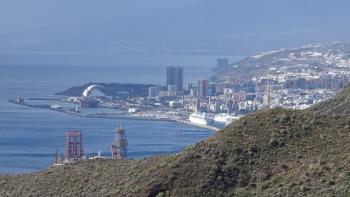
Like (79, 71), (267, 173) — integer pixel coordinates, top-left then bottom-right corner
(198, 79), (210, 97)
(166, 66), (183, 91)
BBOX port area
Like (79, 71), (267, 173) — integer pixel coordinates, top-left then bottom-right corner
(177, 120), (220, 132)
(8, 98), (221, 132)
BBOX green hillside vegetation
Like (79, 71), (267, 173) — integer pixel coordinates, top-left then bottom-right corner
(2, 86), (350, 196)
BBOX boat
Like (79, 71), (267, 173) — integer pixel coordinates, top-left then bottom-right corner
(214, 113), (242, 125)
(189, 112), (212, 126)
(50, 104), (63, 110)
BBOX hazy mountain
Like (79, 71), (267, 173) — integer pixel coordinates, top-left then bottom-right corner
(1, 0), (350, 65)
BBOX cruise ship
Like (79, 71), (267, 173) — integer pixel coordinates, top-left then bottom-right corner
(189, 112), (212, 126)
(214, 113), (242, 125)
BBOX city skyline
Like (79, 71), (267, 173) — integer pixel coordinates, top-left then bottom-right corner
(2, 1), (350, 195)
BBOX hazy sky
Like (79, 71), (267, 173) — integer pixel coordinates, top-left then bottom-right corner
(0, 0), (350, 64)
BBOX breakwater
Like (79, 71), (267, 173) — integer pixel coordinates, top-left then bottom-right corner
(8, 99), (220, 132)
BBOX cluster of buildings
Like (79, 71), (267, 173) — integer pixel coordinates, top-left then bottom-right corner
(59, 45), (350, 127)
(142, 50), (350, 121)
(148, 66), (211, 98)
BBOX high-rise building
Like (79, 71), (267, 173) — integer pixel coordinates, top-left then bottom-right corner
(190, 89), (198, 97)
(166, 66), (183, 91)
(185, 83), (193, 92)
(167, 85), (177, 92)
(237, 90), (247, 102)
(217, 58), (229, 68)
(195, 98), (201, 112)
(148, 86), (162, 98)
(263, 94), (271, 107)
(198, 79), (210, 97)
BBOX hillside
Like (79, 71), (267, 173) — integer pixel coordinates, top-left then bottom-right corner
(211, 43), (350, 83)
(311, 84), (350, 117)
(2, 86), (350, 196)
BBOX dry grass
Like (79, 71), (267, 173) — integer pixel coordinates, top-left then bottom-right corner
(3, 86), (350, 196)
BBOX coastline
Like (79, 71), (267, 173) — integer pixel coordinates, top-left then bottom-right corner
(8, 99), (220, 132)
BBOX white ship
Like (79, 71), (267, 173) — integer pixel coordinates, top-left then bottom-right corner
(214, 113), (242, 125)
(189, 112), (212, 126)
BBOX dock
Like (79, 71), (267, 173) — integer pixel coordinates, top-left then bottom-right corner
(8, 99), (221, 132)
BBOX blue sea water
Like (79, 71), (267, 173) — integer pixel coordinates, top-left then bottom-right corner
(0, 55), (235, 174)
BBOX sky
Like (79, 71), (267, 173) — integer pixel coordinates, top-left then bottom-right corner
(0, 0), (350, 65)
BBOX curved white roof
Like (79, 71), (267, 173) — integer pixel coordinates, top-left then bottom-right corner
(82, 85), (105, 97)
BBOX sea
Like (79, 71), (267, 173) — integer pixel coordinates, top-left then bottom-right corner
(0, 54), (240, 174)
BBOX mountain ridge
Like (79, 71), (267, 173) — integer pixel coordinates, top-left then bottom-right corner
(2, 84), (350, 196)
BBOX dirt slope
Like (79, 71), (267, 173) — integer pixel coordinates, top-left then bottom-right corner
(2, 86), (350, 196)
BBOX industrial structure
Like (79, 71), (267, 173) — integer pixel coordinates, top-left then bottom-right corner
(52, 130), (85, 166)
(79, 97), (99, 108)
(52, 125), (129, 168)
(65, 130), (84, 161)
(52, 149), (64, 167)
(111, 125), (128, 160)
